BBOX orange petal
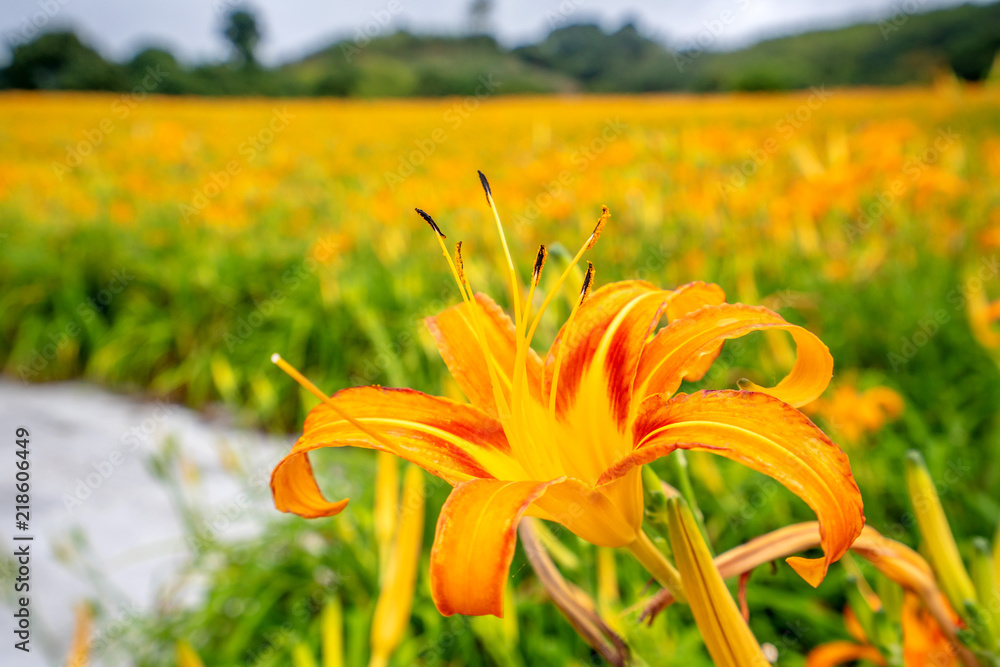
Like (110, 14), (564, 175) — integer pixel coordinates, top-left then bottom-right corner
(271, 387), (524, 519)
(661, 281), (727, 382)
(425, 292), (543, 418)
(902, 593), (961, 667)
(545, 280), (668, 429)
(430, 478), (556, 617)
(805, 641), (886, 667)
(635, 303), (833, 408)
(603, 390), (864, 587)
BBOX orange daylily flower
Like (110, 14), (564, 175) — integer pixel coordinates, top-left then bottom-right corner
(806, 594), (960, 667)
(968, 291), (1000, 350)
(270, 179), (864, 617)
(803, 381), (904, 444)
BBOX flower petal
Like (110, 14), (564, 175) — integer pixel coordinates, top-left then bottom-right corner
(271, 387), (525, 519)
(662, 281), (727, 383)
(527, 474), (641, 547)
(425, 293), (543, 418)
(634, 303), (833, 408)
(546, 280), (668, 430)
(430, 478), (556, 617)
(602, 390), (864, 587)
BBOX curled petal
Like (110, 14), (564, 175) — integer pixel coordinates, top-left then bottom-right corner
(272, 387), (523, 519)
(431, 478), (557, 617)
(426, 293), (543, 418)
(635, 303), (833, 408)
(605, 390), (864, 587)
(662, 281), (727, 382)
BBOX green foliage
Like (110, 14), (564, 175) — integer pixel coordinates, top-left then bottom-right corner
(4, 2), (1000, 97)
(2, 31), (127, 91)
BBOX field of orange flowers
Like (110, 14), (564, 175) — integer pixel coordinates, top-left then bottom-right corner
(2, 85), (1000, 665)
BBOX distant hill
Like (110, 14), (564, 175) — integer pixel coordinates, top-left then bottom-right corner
(2, 2), (999, 96)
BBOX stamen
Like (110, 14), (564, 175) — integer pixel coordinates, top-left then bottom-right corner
(586, 205), (610, 250)
(509, 245), (551, 474)
(415, 207), (446, 238)
(454, 241), (466, 287)
(548, 263), (595, 414)
(477, 170), (493, 201)
(477, 170), (521, 328)
(415, 209), (511, 419)
(453, 241), (514, 421)
(271, 353), (398, 450)
(532, 245), (548, 287)
(525, 206), (610, 353)
(579, 261), (596, 302)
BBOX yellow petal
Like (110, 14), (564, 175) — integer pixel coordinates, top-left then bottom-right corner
(666, 497), (767, 667)
(610, 390), (864, 587)
(430, 478), (556, 617)
(527, 474), (640, 547)
(371, 465), (425, 664)
(635, 303), (833, 408)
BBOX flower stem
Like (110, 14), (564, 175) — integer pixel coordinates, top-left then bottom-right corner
(666, 451), (713, 555)
(627, 529), (687, 604)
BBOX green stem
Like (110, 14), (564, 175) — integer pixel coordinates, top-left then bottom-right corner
(627, 529), (686, 604)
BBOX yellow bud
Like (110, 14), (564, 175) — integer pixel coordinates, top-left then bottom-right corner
(972, 537), (1000, 640)
(321, 597), (344, 667)
(292, 643), (319, 667)
(373, 451), (399, 581)
(904, 451), (977, 614)
(369, 465), (424, 667)
(66, 603), (92, 667)
(994, 524), (1000, 595)
(176, 641), (206, 667)
(666, 497), (768, 667)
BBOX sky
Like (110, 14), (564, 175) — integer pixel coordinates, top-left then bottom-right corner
(0, 0), (985, 66)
